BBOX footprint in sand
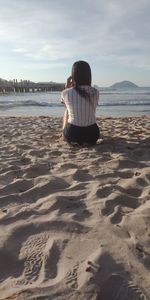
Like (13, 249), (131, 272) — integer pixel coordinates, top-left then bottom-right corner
(18, 175), (70, 203)
(18, 234), (68, 284)
(48, 194), (92, 222)
(96, 273), (149, 300)
(96, 186), (113, 198)
(136, 177), (148, 187)
(72, 169), (94, 182)
(76, 247), (124, 291)
(0, 169), (24, 186)
(40, 238), (68, 282)
(65, 263), (79, 289)
(24, 163), (51, 178)
(0, 178), (33, 196)
(101, 194), (140, 224)
(135, 242), (150, 270)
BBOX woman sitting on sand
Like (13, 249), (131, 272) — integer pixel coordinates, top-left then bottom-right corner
(61, 60), (100, 146)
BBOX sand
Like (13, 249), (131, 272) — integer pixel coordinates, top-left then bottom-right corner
(0, 116), (150, 300)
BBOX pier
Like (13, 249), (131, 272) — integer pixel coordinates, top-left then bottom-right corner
(0, 79), (64, 93)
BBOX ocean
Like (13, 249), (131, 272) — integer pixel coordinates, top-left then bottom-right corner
(0, 87), (150, 117)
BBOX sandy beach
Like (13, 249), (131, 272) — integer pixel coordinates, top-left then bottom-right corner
(0, 115), (150, 300)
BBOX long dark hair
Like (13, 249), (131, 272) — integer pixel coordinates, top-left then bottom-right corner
(72, 61), (92, 98)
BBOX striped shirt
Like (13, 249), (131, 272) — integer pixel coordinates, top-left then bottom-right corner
(61, 86), (99, 127)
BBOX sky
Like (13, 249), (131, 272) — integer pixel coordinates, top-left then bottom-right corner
(0, 0), (150, 86)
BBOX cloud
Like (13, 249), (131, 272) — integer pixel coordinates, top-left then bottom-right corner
(13, 48), (27, 53)
(0, 0), (150, 70)
(22, 62), (66, 70)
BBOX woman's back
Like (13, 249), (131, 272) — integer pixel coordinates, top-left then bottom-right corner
(62, 60), (100, 145)
(61, 85), (99, 127)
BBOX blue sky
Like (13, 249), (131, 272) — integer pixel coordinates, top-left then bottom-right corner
(0, 0), (150, 86)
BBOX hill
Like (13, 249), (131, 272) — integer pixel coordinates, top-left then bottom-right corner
(110, 80), (138, 89)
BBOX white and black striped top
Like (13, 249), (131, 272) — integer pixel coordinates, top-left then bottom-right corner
(61, 86), (99, 127)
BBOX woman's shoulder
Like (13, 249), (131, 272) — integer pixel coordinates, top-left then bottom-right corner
(92, 87), (99, 99)
(84, 86), (99, 97)
(61, 87), (74, 97)
(91, 86), (99, 94)
(81, 85), (99, 92)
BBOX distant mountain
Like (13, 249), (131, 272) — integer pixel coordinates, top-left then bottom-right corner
(110, 80), (138, 89)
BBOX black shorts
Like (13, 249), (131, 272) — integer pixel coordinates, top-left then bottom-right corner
(63, 123), (100, 145)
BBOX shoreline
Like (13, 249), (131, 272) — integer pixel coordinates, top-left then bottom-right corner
(0, 113), (150, 118)
(0, 116), (150, 299)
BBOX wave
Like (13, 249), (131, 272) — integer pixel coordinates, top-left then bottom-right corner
(15, 100), (62, 107)
(0, 100), (63, 110)
(141, 109), (150, 112)
(0, 99), (150, 111)
(100, 92), (150, 95)
(99, 101), (150, 106)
